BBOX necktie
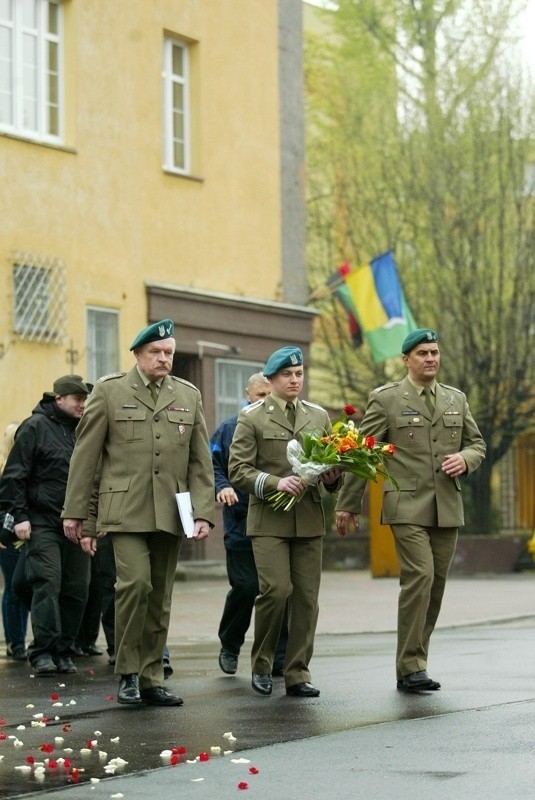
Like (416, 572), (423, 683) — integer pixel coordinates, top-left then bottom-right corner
(148, 381), (159, 404)
(422, 386), (434, 415)
(286, 401), (296, 428)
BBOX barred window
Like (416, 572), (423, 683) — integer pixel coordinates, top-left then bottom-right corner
(12, 252), (66, 342)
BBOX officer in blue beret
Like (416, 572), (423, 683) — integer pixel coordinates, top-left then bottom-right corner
(336, 328), (486, 693)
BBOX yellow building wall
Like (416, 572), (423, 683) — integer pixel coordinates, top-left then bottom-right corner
(0, 0), (282, 425)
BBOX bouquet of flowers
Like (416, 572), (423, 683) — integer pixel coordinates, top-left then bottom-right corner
(267, 405), (397, 512)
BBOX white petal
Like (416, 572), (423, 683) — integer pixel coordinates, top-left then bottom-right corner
(231, 758), (251, 764)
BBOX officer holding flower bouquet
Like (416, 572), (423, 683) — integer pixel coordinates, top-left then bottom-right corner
(335, 328), (486, 693)
(229, 345), (340, 698)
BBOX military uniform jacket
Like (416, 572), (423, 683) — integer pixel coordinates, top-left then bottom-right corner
(336, 376), (486, 527)
(62, 366), (215, 535)
(228, 394), (338, 538)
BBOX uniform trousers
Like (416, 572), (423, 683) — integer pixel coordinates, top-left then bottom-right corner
(25, 525), (91, 663)
(218, 548), (288, 667)
(251, 535), (322, 688)
(111, 531), (180, 689)
(391, 523), (458, 678)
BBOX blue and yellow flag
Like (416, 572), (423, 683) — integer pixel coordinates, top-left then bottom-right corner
(341, 251), (417, 362)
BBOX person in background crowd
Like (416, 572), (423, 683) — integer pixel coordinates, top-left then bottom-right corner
(335, 329), (486, 693)
(62, 319), (214, 707)
(229, 346), (340, 698)
(0, 421), (29, 661)
(0, 376), (91, 675)
(211, 372), (288, 677)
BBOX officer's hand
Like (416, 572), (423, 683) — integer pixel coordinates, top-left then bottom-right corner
(335, 511), (359, 537)
(442, 453), (467, 477)
(216, 487), (239, 506)
(192, 520), (210, 541)
(63, 519), (83, 543)
(14, 521), (31, 541)
(277, 475), (306, 496)
(80, 536), (97, 556)
(319, 468), (342, 485)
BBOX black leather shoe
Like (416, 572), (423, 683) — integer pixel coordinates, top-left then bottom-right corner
(162, 655), (174, 680)
(251, 673), (273, 695)
(83, 644), (103, 656)
(140, 686), (183, 706)
(118, 673), (141, 704)
(32, 654), (57, 675)
(219, 649), (238, 675)
(55, 655), (77, 674)
(69, 645), (84, 657)
(286, 682), (320, 697)
(398, 670), (437, 692)
(11, 645), (28, 662)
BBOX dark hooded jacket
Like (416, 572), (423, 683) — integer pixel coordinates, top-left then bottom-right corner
(0, 397), (79, 528)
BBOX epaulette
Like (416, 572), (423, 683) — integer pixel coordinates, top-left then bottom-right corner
(438, 383), (462, 394)
(374, 382), (399, 393)
(98, 372), (126, 382)
(244, 399), (265, 413)
(169, 375), (198, 390)
(302, 399), (324, 410)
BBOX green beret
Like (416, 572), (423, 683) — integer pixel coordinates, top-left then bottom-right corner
(129, 319), (175, 351)
(263, 346), (303, 377)
(401, 328), (439, 354)
(44, 374), (91, 398)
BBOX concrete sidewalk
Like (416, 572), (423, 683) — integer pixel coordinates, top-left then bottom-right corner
(166, 569), (535, 645)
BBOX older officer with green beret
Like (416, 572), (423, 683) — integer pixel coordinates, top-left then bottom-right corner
(336, 328), (486, 692)
(229, 345), (340, 698)
(62, 319), (214, 706)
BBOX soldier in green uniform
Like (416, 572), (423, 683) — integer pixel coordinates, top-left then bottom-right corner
(62, 319), (214, 706)
(336, 329), (486, 692)
(229, 346), (340, 698)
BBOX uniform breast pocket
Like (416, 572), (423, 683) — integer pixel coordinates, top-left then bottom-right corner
(262, 429), (291, 461)
(395, 415), (424, 446)
(166, 410), (194, 445)
(114, 409), (147, 442)
(443, 414), (462, 444)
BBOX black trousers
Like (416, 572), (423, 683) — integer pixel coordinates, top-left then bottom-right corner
(25, 525), (90, 662)
(218, 548), (288, 666)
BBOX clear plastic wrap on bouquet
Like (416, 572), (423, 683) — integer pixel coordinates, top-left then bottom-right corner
(286, 439), (335, 484)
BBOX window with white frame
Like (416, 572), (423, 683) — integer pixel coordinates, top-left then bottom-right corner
(0, 0), (63, 142)
(86, 307), (120, 384)
(215, 359), (265, 427)
(162, 36), (190, 174)
(13, 252), (66, 342)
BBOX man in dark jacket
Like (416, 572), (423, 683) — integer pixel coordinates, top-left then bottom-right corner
(0, 375), (91, 675)
(211, 372), (287, 677)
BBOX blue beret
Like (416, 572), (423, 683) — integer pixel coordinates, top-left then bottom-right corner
(129, 319), (175, 351)
(263, 346), (303, 377)
(401, 328), (439, 354)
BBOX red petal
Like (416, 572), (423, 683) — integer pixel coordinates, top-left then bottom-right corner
(238, 782), (249, 790)
(50, 693), (59, 701)
(249, 766), (259, 774)
(198, 752), (210, 762)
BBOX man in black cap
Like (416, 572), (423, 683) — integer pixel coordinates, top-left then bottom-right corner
(335, 329), (486, 692)
(0, 375), (91, 675)
(62, 319), (214, 707)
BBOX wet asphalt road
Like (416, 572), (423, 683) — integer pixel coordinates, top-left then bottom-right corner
(1, 618), (535, 800)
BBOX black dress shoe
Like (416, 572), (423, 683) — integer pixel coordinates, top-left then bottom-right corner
(219, 649), (238, 675)
(286, 682), (320, 697)
(251, 673), (273, 695)
(32, 654), (57, 675)
(118, 673), (141, 705)
(11, 645), (28, 662)
(83, 644), (103, 656)
(55, 655), (77, 674)
(140, 686), (183, 706)
(398, 670), (437, 692)
(70, 645), (84, 657)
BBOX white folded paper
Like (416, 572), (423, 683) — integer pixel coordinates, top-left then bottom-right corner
(175, 492), (195, 538)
